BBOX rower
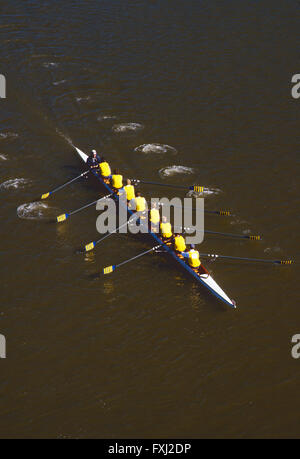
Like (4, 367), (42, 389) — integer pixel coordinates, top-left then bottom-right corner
(124, 179), (135, 202)
(87, 149), (101, 169)
(111, 169), (124, 192)
(160, 216), (173, 244)
(134, 191), (147, 214)
(181, 244), (201, 271)
(173, 233), (186, 254)
(99, 157), (112, 182)
(149, 201), (160, 233)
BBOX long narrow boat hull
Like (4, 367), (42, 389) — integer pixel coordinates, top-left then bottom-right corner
(74, 146), (236, 309)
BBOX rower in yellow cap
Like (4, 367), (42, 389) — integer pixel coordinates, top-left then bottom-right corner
(149, 201), (160, 233)
(99, 157), (112, 183)
(111, 169), (123, 192)
(181, 244), (201, 271)
(160, 216), (173, 244)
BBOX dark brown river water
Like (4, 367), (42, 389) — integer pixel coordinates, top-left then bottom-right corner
(0, 0), (300, 439)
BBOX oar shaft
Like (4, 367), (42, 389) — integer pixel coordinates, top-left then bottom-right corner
(95, 215), (139, 246)
(41, 171), (89, 199)
(159, 202), (230, 216)
(51, 171), (89, 194)
(132, 179), (206, 192)
(178, 226), (260, 240)
(204, 230), (260, 240)
(199, 253), (292, 264)
(116, 245), (162, 268)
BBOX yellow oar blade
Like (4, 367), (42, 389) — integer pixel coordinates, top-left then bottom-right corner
(280, 260), (293, 265)
(85, 242), (95, 252)
(103, 265), (115, 275)
(249, 235), (261, 240)
(41, 192), (50, 200)
(191, 185), (204, 193)
(219, 210), (231, 216)
(57, 213), (68, 223)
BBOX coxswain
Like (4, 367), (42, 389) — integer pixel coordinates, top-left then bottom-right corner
(134, 191), (147, 213)
(149, 201), (160, 233)
(173, 233), (186, 254)
(111, 169), (124, 192)
(160, 216), (173, 244)
(181, 244), (201, 271)
(87, 149), (101, 169)
(99, 157), (112, 183)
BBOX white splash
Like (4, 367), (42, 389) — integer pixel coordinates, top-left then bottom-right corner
(134, 143), (177, 155)
(76, 96), (91, 103)
(159, 165), (195, 177)
(112, 123), (144, 133)
(97, 114), (117, 122)
(0, 154), (8, 160)
(53, 80), (66, 86)
(43, 62), (58, 68)
(187, 187), (220, 197)
(0, 178), (29, 190)
(0, 132), (19, 140)
(17, 202), (49, 220)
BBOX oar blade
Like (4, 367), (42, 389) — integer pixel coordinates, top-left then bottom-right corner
(56, 213), (69, 223)
(219, 210), (231, 216)
(41, 192), (50, 200)
(85, 242), (95, 252)
(190, 185), (204, 193)
(103, 265), (116, 275)
(248, 235), (261, 240)
(279, 260), (293, 265)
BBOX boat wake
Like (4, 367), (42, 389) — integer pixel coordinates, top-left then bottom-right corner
(159, 165), (195, 177)
(17, 202), (50, 220)
(0, 178), (29, 190)
(134, 143), (177, 155)
(112, 123), (144, 133)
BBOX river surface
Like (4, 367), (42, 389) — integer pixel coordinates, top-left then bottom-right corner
(0, 0), (300, 438)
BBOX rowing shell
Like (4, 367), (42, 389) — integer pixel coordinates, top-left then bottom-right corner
(74, 146), (236, 309)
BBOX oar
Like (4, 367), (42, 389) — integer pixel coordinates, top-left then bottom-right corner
(131, 179), (209, 193)
(55, 193), (113, 223)
(199, 253), (293, 265)
(36, 170), (90, 201)
(175, 226), (261, 240)
(103, 244), (163, 275)
(204, 230), (261, 240)
(81, 215), (140, 252)
(158, 202), (231, 216)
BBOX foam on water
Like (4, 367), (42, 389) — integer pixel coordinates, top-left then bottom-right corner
(186, 187), (220, 197)
(43, 62), (58, 68)
(112, 123), (144, 133)
(17, 202), (49, 220)
(76, 96), (91, 103)
(0, 132), (19, 140)
(134, 143), (177, 154)
(97, 114), (117, 122)
(53, 80), (66, 86)
(159, 165), (195, 177)
(0, 154), (8, 161)
(0, 178), (29, 190)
